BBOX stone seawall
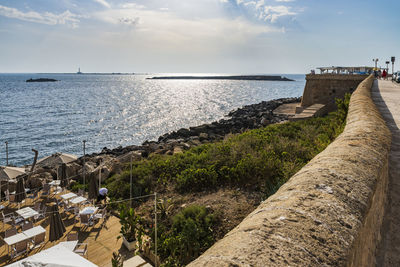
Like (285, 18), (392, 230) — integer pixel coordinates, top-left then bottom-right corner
(188, 75), (391, 266)
(301, 74), (369, 110)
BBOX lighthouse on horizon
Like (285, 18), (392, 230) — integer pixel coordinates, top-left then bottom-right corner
(77, 67), (82, 74)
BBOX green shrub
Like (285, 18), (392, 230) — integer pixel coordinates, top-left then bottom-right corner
(158, 205), (218, 266)
(106, 94), (350, 199)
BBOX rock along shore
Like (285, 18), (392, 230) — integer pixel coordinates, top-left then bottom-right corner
(24, 97), (300, 187)
(90, 97), (300, 159)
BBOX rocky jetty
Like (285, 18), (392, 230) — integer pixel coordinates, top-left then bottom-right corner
(148, 75), (294, 81)
(26, 78), (58, 82)
(23, 97), (300, 188)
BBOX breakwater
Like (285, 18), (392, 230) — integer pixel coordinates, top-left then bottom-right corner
(147, 75), (294, 81)
(188, 75), (391, 266)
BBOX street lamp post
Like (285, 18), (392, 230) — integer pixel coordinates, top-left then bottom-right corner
(373, 58), (379, 69)
(391, 57), (396, 80)
(386, 61), (390, 71)
(83, 140), (86, 188)
(5, 141), (8, 166)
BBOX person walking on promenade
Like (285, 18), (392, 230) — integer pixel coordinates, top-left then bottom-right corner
(382, 69), (387, 80)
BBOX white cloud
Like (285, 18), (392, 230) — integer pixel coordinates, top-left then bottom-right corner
(121, 3), (146, 9)
(93, 0), (111, 9)
(236, 0), (297, 23)
(0, 5), (81, 28)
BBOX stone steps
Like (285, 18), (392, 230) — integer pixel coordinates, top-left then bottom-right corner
(290, 104), (327, 121)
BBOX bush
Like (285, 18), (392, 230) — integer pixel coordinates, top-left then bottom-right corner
(158, 205), (218, 266)
(106, 94), (350, 199)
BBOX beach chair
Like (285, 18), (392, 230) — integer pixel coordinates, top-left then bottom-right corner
(41, 184), (50, 197)
(34, 206), (47, 222)
(78, 189), (85, 197)
(79, 214), (92, 229)
(13, 215), (25, 227)
(32, 232), (46, 249)
(93, 208), (107, 225)
(27, 190), (38, 203)
(5, 227), (17, 238)
(11, 240), (29, 258)
(73, 242), (88, 258)
(1, 211), (14, 229)
(67, 231), (78, 241)
(33, 202), (41, 212)
(22, 221), (33, 231)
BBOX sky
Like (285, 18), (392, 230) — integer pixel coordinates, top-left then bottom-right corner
(0, 0), (399, 74)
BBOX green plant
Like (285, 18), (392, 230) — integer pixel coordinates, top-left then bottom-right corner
(111, 252), (123, 267)
(118, 204), (142, 242)
(157, 198), (175, 221)
(157, 205), (218, 266)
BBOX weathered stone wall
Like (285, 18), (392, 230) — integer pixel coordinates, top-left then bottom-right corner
(188, 75), (391, 267)
(301, 74), (369, 110)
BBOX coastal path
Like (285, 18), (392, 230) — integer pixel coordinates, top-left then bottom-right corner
(372, 79), (400, 266)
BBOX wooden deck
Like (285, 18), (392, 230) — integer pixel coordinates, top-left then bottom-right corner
(0, 196), (128, 267)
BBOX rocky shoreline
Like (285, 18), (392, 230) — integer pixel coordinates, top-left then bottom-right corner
(22, 97), (300, 189)
(91, 97), (300, 158)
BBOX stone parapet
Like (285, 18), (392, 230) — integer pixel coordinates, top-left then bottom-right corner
(188, 75), (391, 266)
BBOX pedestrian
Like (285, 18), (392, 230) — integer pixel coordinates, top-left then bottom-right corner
(382, 69), (387, 80)
(97, 187), (108, 204)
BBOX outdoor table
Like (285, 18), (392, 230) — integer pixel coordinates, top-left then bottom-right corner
(16, 207), (39, 220)
(69, 196), (87, 205)
(23, 225), (46, 239)
(3, 232), (29, 253)
(49, 180), (62, 193)
(48, 180), (60, 186)
(59, 240), (79, 251)
(80, 206), (98, 215)
(60, 192), (77, 200)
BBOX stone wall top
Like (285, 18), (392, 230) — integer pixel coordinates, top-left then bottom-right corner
(188, 75), (391, 266)
(306, 74), (369, 81)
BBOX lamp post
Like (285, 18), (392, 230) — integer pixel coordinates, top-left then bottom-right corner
(5, 141), (8, 166)
(373, 58), (379, 69)
(386, 61), (390, 71)
(391, 57), (396, 80)
(83, 140), (86, 188)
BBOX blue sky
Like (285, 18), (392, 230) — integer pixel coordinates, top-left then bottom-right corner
(0, 0), (399, 73)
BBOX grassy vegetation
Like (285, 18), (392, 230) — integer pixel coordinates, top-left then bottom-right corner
(107, 94), (350, 266)
(106, 95), (349, 200)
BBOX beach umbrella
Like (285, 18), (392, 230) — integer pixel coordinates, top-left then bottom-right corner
(49, 203), (66, 242)
(59, 163), (69, 188)
(14, 177), (26, 203)
(0, 166), (26, 180)
(0, 166), (26, 201)
(37, 152), (77, 169)
(88, 173), (98, 201)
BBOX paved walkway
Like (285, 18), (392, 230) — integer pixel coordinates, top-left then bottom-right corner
(371, 79), (400, 266)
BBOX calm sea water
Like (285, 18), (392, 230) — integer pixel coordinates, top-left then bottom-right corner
(0, 73), (305, 166)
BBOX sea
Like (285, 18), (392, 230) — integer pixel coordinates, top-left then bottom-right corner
(0, 73), (305, 166)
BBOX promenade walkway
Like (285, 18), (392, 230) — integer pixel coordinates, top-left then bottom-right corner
(371, 79), (400, 266)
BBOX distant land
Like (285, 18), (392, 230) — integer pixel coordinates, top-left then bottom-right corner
(26, 78), (58, 82)
(147, 75), (294, 81)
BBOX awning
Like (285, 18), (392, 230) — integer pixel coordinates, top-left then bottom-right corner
(6, 242), (98, 267)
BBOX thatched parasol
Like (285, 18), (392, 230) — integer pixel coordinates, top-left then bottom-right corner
(59, 163), (69, 188)
(49, 203), (66, 242)
(14, 177), (26, 203)
(88, 173), (98, 201)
